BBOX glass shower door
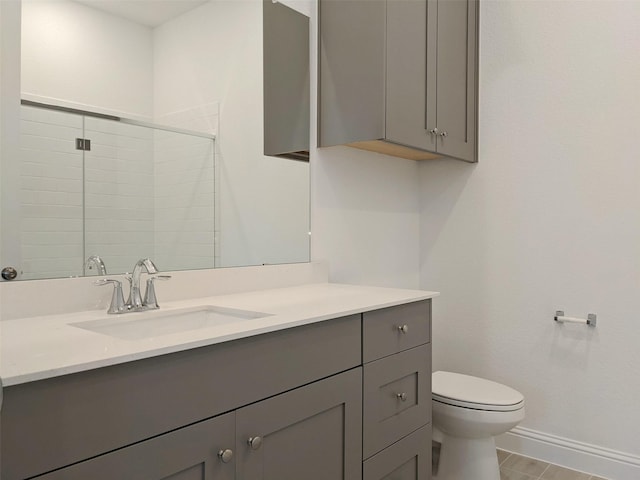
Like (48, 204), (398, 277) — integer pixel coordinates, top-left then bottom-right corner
(9, 103), (216, 281)
(83, 117), (216, 275)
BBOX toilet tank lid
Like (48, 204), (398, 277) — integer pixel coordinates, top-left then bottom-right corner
(432, 371), (524, 406)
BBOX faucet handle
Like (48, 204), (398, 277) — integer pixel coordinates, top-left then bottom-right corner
(122, 273), (133, 305)
(143, 275), (171, 309)
(94, 278), (126, 314)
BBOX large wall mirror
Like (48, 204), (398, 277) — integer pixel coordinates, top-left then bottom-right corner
(0, 0), (310, 281)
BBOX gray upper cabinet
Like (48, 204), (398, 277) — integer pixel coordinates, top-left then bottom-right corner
(318, 0), (386, 146)
(263, 0), (310, 161)
(319, 0), (479, 163)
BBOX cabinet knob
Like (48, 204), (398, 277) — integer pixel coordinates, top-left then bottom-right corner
(397, 324), (409, 334)
(396, 392), (408, 401)
(429, 128), (439, 135)
(247, 436), (263, 450)
(218, 449), (234, 463)
(439, 131), (448, 138)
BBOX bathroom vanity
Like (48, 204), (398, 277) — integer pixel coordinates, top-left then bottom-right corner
(0, 283), (436, 480)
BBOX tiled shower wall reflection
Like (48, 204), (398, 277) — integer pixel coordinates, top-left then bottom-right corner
(18, 105), (215, 280)
(19, 106), (84, 279)
(83, 117), (155, 276)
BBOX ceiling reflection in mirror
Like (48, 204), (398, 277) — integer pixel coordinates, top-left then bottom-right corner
(0, 0), (310, 281)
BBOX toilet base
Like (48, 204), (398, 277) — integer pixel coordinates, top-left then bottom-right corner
(433, 432), (500, 480)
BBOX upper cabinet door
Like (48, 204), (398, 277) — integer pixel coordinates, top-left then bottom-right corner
(429, 0), (478, 162)
(385, 0), (436, 152)
(318, 0), (386, 147)
(263, 0), (310, 160)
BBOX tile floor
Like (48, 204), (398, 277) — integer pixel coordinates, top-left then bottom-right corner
(498, 449), (607, 480)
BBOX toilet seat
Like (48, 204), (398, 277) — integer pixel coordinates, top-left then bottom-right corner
(432, 371), (524, 412)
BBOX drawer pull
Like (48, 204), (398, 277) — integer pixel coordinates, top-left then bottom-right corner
(396, 392), (408, 401)
(248, 436), (263, 450)
(218, 449), (234, 463)
(397, 324), (409, 334)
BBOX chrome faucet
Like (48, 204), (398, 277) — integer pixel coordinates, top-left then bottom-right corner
(95, 258), (170, 314)
(85, 255), (107, 276)
(128, 258), (159, 309)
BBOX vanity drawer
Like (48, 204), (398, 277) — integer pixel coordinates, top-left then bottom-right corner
(363, 300), (431, 363)
(363, 344), (431, 459)
(363, 424), (431, 480)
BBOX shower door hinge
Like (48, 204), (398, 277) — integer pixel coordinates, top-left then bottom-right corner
(75, 138), (91, 151)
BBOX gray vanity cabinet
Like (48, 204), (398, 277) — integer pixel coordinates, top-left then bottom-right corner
(1, 300), (431, 480)
(35, 413), (236, 480)
(319, 0), (478, 163)
(1, 316), (361, 480)
(361, 300), (432, 479)
(35, 369), (362, 480)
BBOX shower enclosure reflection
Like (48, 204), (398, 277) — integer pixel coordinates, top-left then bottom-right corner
(18, 103), (215, 280)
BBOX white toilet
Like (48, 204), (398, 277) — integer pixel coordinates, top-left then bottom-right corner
(432, 371), (525, 480)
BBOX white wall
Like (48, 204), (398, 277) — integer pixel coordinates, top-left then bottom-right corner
(153, 0), (310, 268)
(308, 0), (421, 290)
(21, 0), (153, 120)
(419, 0), (640, 471)
(312, 146), (421, 288)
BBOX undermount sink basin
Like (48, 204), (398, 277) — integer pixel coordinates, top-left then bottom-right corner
(70, 306), (273, 340)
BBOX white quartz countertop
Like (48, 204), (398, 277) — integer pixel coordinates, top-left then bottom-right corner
(1, 283), (438, 386)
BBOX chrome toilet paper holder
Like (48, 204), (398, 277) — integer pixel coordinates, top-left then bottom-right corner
(554, 311), (597, 327)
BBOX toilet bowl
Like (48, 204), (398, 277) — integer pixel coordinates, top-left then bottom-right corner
(432, 371), (525, 480)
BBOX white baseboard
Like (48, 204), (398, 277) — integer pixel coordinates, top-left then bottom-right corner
(496, 426), (640, 480)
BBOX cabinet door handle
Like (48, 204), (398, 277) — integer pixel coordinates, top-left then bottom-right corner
(218, 449), (234, 463)
(397, 324), (409, 334)
(248, 436), (263, 450)
(429, 128), (439, 135)
(439, 131), (448, 138)
(396, 392), (408, 401)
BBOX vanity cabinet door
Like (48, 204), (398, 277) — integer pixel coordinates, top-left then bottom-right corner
(35, 413), (235, 480)
(236, 367), (363, 480)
